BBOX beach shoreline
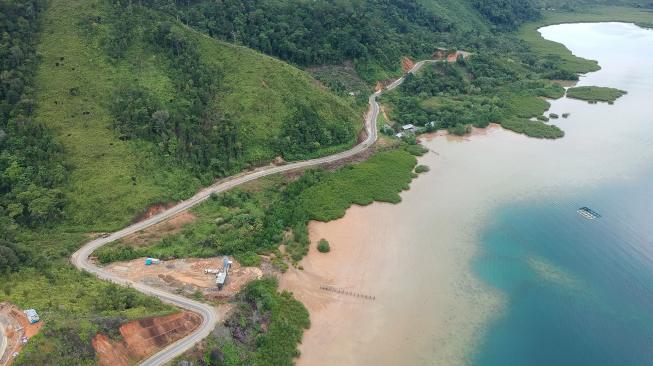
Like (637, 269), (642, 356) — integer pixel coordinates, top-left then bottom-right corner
(279, 130), (507, 365)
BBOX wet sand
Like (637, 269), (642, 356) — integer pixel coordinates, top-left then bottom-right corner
(282, 202), (501, 365)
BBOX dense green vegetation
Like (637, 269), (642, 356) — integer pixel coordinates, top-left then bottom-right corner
(175, 277), (309, 366)
(471, 0), (540, 28)
(566, 86), (627, 102)
(0, 0), (67, 272)
(381, 55), (565, 139)
(16, 0), (359, 235)
(101, 1), (357, 177)
(95, 148), (417, 265)
(136, 0), (542, 82)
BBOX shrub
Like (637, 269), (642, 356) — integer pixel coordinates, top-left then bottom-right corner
(317, 239), (330, 253)
(449, 123), (471, 136)
(415, 165), (430, 173)
(405, 144), (429, 156)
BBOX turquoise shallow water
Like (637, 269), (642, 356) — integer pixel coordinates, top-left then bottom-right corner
(472, 23), (653, 366)
(472, 169), (653, 365)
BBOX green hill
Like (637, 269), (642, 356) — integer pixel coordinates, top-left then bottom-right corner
(148, 0), (541, 83)
(34, 0), (359, 231)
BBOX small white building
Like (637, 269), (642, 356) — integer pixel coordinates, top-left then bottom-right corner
(395, 132), (405, 138)
(402, 124), (416, 131)
(24, 309), (39, 324)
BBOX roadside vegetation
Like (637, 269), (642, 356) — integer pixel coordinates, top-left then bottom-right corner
(95, 148), (417, 266)
(175, 277), (309, 366)
(566, 86), (627, 102)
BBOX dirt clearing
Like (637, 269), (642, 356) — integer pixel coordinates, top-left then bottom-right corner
(103, 257), (262, 300)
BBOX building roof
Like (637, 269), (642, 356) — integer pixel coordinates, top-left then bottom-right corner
(402, 124), (415, 130)
(25, 309), (38, 317)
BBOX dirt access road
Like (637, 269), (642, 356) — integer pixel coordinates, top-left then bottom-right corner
(71, 59), (437, 365)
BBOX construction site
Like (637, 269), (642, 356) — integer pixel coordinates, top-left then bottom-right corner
(0, 303), (42, 366)
(102, 256), (262, 300)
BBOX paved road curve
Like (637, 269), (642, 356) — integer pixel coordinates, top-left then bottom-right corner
(70, 60), (434, 365)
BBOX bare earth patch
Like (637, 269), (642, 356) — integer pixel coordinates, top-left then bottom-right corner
(103, 257), (262, 300)
(401, 56), (415, 72)
(92, 311), (202, 366)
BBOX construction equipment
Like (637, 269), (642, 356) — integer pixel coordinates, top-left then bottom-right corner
(215, 257), (233, 290)
(202, 257), (233, 290)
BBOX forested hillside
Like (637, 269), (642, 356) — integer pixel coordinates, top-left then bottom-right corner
(0, 0), (359, 363)
(144, 0), (541, 82)
(25, 0), (358, 233)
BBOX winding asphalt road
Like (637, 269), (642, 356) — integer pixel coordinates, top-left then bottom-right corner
(70, 60), (435, 365)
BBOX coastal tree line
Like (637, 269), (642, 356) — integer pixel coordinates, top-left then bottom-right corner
(381, 53), (566, 138)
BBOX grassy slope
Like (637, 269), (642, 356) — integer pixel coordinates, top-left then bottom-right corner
(33, 0), (198, 231)
(34, 0), (360, 235)
(519, 6), (653, 73)
(194, 28), (361, 164)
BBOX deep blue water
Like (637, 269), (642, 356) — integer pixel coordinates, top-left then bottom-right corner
(472, 165), (653, 365)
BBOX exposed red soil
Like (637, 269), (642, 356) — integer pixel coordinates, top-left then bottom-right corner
(93, 311), (202, 366)
(401, 56), (415, 72)
(132, 202), (176, 223)
(447, 50), (471, 62)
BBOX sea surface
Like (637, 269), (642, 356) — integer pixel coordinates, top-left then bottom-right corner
(471, 23), (653, 366)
